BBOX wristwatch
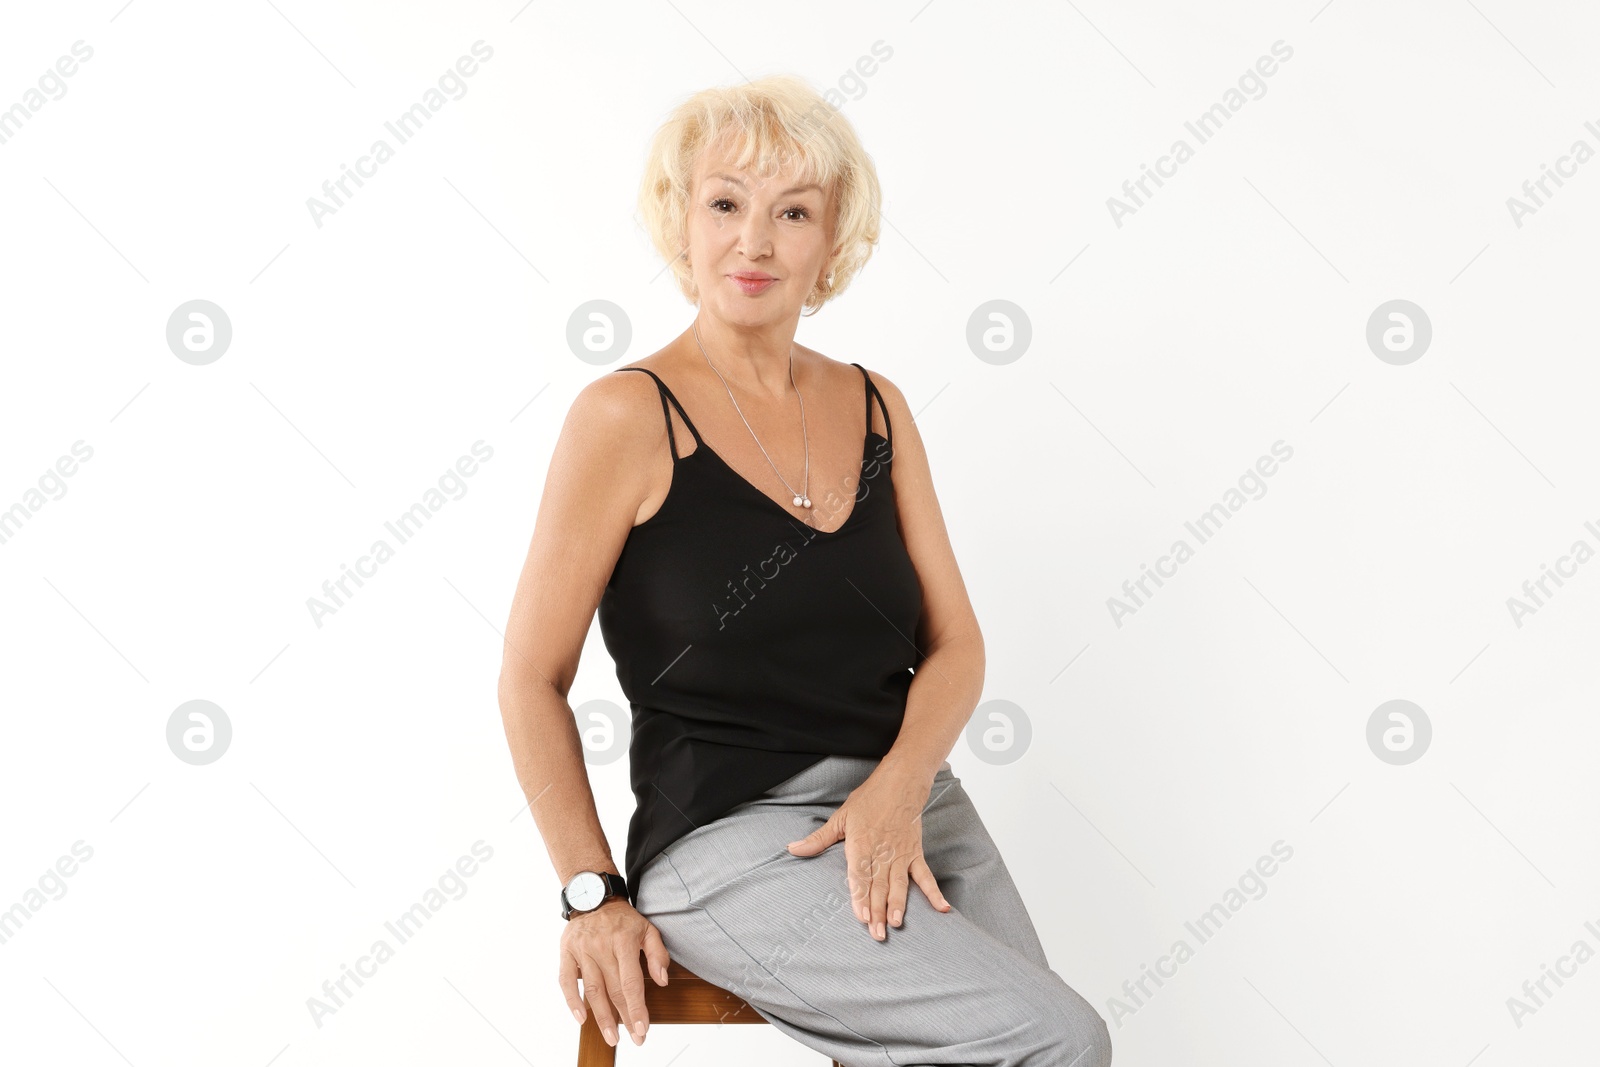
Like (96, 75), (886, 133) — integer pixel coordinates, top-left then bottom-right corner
(561, 870), (628, 920)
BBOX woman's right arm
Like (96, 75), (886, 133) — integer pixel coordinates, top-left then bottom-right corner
(496, 370), (673, 1050)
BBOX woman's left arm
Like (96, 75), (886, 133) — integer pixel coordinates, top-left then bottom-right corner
(785, 368), (984, 940)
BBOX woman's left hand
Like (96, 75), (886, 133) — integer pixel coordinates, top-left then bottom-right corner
(785, 766), (954, 939)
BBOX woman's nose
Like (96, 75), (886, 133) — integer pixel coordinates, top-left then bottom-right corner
(738, 211), (774, 257)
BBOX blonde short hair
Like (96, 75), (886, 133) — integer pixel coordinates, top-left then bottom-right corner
(637, 74), (882, 316)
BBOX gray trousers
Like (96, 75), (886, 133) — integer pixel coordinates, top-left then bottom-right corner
(634, 755), (1113, 1067)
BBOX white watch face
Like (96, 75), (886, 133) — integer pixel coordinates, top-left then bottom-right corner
(567, 871), (605, 910)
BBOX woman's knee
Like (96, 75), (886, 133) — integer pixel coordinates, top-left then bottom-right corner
(1064, 1006), (1113, 1067)
(1019, 980), (1112, 1067)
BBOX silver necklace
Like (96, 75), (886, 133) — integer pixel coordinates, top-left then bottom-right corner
(692, 321), (812, 509)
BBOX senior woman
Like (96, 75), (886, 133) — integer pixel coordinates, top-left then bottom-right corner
(497, 75), (1112, 1066)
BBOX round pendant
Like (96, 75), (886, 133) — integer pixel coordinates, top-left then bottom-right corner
(792, 494), (803, 506)
(801, 496), (812, 508)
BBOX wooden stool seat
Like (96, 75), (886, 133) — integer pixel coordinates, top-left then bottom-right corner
(577, 959), (842, 1065)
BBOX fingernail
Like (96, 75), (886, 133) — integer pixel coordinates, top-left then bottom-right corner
(873, 922), (885, 939)
(603, 1026), (617, 1045)
(890, 908), (902, 925)
(634, 1020), (647, 1038)
(572, 1007), (584, 1024)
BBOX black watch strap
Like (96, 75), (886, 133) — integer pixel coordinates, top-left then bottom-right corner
(597, 871), (628, 905)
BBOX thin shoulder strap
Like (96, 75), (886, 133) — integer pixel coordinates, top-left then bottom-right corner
(850, 362), (892, 449)
(612, 367), (705, 460)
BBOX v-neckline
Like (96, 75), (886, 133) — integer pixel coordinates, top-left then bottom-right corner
(687, 431), (887, 537)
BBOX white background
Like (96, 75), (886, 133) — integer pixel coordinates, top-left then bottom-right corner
(2, 1), (1597, 1064)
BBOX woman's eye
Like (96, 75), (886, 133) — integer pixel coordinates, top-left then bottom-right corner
(710, 198), (735, 213)
(783, 207), (810, 221)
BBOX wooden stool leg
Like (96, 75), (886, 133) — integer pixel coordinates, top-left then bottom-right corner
(576, 1008), (617, 1067)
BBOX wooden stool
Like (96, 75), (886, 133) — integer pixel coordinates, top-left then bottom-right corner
(577, 959), (843, 1066)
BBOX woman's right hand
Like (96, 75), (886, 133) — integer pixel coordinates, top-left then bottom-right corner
(559, 898), (672, 1047)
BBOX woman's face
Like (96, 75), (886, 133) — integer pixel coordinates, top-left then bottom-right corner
(684, 138), (836, 328)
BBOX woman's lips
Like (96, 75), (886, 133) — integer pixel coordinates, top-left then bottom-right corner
(730, 275), (777, 295)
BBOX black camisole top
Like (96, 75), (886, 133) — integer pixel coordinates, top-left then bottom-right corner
(597, 362), (923, 905)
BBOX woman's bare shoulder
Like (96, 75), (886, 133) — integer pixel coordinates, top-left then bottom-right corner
(808, 353), (912, 438)
(568, 350), (678, 442)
